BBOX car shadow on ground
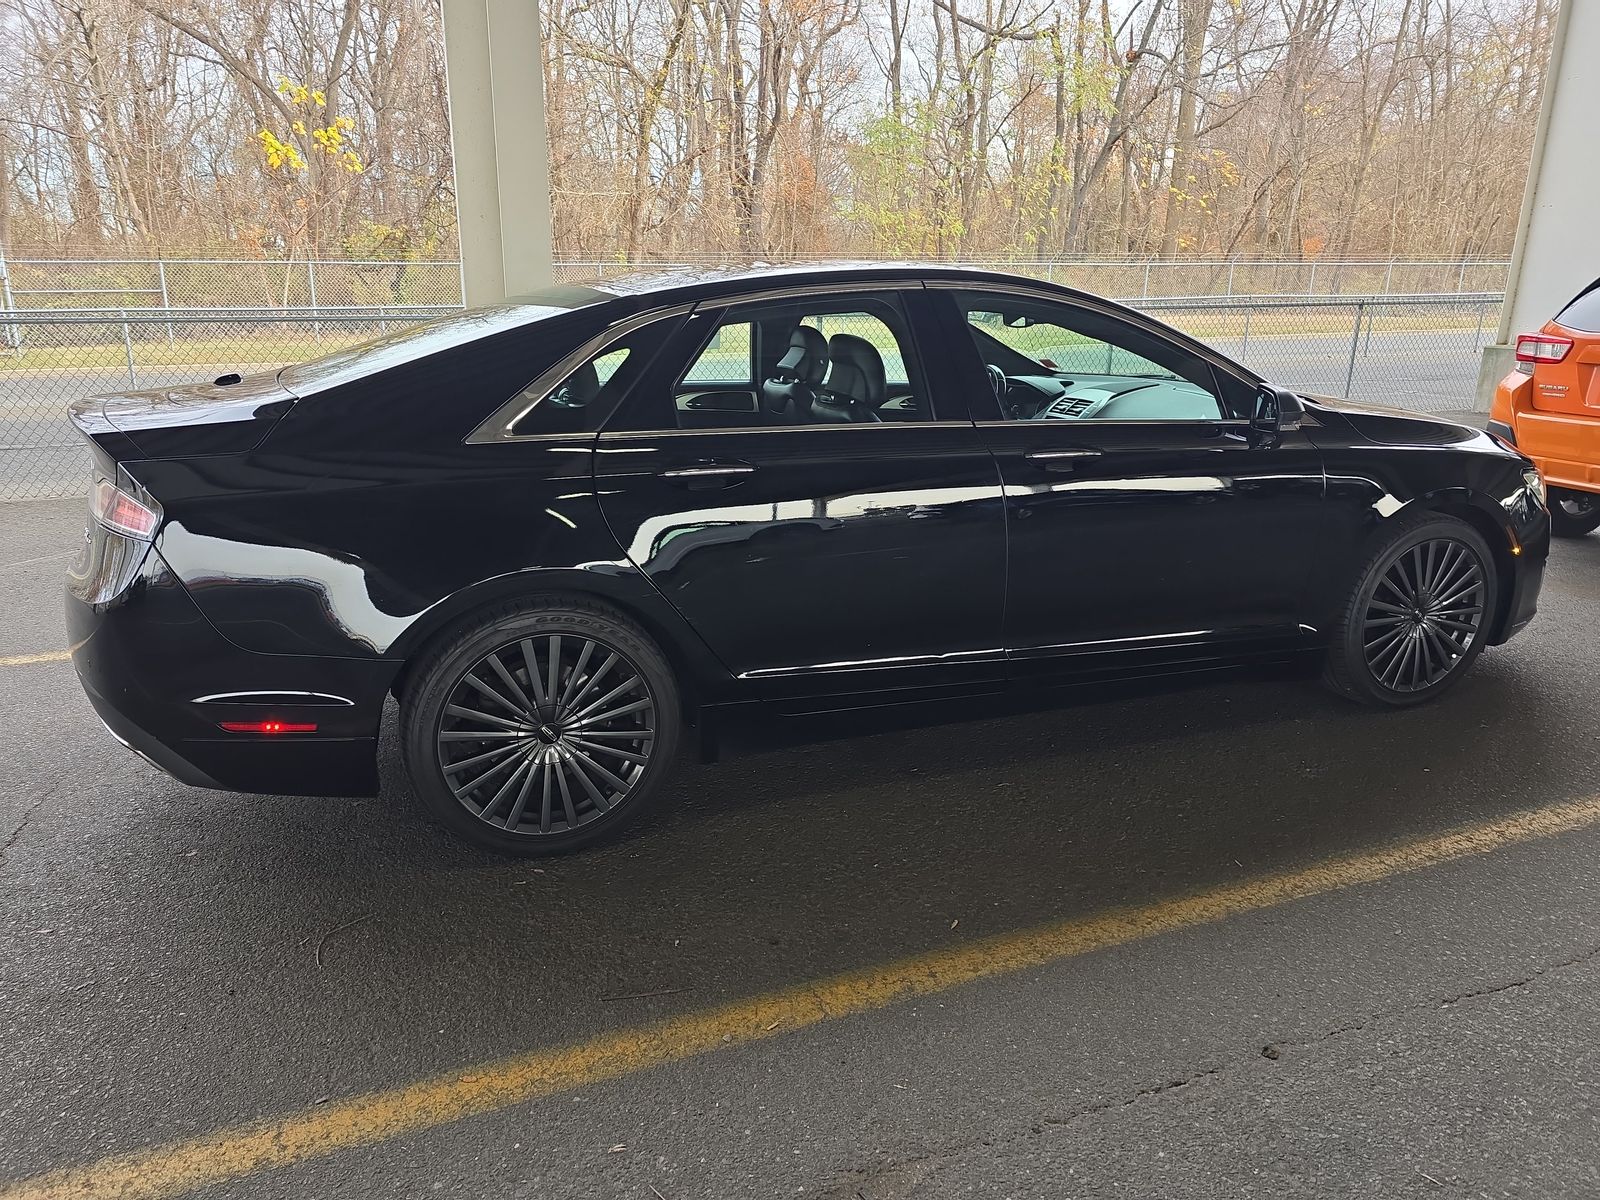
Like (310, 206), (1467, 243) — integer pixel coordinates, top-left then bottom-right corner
(84, 655), (1567, 1033)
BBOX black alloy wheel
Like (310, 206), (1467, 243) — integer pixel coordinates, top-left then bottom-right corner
(1550, 488), (1600, 538)
(402, 598), (680, 855)
(1324, 515), (1497, 706)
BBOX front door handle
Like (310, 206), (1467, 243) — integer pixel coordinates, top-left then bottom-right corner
(659, 461), (756, 490)
(1024, 448), (1102, 470)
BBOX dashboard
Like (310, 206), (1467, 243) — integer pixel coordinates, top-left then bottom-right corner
(1002, 372), (1225, 422)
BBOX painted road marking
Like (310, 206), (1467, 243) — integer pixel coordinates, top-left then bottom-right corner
(5, 794), (1600, 1200)
(0, 650), (71, 666)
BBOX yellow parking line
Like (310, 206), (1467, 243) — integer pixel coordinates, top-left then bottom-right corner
(0, 649), (71, 666)
(6, 794), (1600, 1200)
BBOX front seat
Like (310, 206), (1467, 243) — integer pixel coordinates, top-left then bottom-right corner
(813, 333), (886, 423)
(761, 325), (828, 423)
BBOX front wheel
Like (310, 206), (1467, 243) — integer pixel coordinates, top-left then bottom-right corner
(1323, 515), (1497, 707)
(401, 597), (681, 856)
(1549, 488), (1600, 538)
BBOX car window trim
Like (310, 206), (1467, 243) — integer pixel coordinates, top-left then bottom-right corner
(598, 420), (962, 439)
(464, 302), (694, 444)
(971, 418), (1253, 430)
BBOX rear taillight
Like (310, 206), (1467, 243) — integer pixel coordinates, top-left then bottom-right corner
(91, 477), (161, 540)
(1514, 333), (1573, 370)
(218, 721), (318, 734)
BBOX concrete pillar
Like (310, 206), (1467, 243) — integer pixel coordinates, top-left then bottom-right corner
(440, 0), (554, 306)
(1476, 0), (1598, 408)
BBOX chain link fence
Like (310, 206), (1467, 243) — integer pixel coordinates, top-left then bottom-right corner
(0, 293), (1501, 501)
(548, 258), (1511, 298)
(0, 255), (1510, 312)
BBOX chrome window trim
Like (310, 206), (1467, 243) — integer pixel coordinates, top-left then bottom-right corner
(923, 277), (1264, 396)
(973, 418), (1253, 430)
(596, 420), (964, 439)
(464, 302), (694, 444)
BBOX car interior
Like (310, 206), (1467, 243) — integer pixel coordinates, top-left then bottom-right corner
(961, 303), (1229, 423)
(675, 300), (929, 429)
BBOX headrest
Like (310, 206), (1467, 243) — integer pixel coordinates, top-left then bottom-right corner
(773, 324), (828, 386)
(549, 359), (598, 408)
(824, 333), (886, 408)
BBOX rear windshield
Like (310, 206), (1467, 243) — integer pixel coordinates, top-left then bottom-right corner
(1556, 280), (1600, 333)
(279, 285), (608, 394)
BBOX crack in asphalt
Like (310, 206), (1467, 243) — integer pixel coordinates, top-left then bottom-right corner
(0, 780), (62, 868)
(827, 940), (1600, 1197)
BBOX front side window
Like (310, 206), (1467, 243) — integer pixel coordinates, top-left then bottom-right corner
(671, 293), (929, 429)
(953, 290), (1235, 422)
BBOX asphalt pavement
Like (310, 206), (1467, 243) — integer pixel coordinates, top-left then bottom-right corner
(2, 499), (1599, 1199)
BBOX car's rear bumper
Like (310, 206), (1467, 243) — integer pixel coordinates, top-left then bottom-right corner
(1494, 371), (1600, 497)
(67, 522), (397, 797)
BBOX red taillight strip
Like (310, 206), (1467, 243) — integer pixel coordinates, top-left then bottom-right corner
(218, 721), (319, 734)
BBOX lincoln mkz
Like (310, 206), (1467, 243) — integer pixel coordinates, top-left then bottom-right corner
(67, 266), (1550, 854)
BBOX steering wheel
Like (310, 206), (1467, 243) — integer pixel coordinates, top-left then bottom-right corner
(985, 364), (1007, 404)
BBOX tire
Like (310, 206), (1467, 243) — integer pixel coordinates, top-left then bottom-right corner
(1322, 514), (1497, 707)
(400, 596), (681, 856)
(1549, 488), (1600, 539)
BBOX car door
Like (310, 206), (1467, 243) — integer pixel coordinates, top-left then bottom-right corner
(928, 284), (1329, 683)
(591, 284), (1009, 701)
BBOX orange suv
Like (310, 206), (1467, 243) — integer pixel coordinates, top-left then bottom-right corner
(1490, 277), (1600, 537)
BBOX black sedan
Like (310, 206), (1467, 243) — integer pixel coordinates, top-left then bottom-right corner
(66, 265), (1550, 855)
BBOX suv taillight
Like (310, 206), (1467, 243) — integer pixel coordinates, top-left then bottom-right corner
(1514, 333), (1573, 370)
(91, 477), (161, 540)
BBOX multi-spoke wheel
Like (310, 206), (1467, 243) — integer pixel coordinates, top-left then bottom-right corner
(1549, 488), (1600, 539)
(402, 598), (680, 855)
(1324, 516), (1497, 706)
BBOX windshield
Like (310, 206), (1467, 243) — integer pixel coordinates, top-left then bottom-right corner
(279, 286), (608, 395)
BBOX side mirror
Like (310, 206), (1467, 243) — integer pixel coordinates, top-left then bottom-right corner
(1250, 385), (1304, 444)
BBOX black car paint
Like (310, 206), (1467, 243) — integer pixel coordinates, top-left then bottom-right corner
(65, 265), (1550, 798)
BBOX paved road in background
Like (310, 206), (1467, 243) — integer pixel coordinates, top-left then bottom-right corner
(2, 325), (1496, 498)
(2, 500), (1599, 1198)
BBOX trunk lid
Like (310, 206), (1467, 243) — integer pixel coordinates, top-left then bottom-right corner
(1530, 317), (1600, 418)
(67, 370), (296, 461)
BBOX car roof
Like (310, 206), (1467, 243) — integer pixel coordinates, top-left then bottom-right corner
(559, 262), (1066, 306)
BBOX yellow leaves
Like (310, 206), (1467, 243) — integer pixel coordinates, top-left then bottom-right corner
(257, 129), (306, 172)
(257, 79), (362, 175)
(275, 77), (328, 107)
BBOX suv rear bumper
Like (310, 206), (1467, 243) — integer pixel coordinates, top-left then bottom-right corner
(67, 524), (396, 797)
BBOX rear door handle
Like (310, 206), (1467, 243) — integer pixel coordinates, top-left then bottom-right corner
(1024, 448), (1102, 470)
(659, 461), (756, 490)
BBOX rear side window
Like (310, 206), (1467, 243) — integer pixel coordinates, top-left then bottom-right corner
(664, 294), (929, 430)
(1556, 281), (1600, 333)
(280, 287), (608, 395)
(508, 315), (683, 436)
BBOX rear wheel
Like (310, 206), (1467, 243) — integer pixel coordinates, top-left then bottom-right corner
(401, 597), (681, 855)
(1323, 515), (1497, 707)
(1549, 488), (1600, 538)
